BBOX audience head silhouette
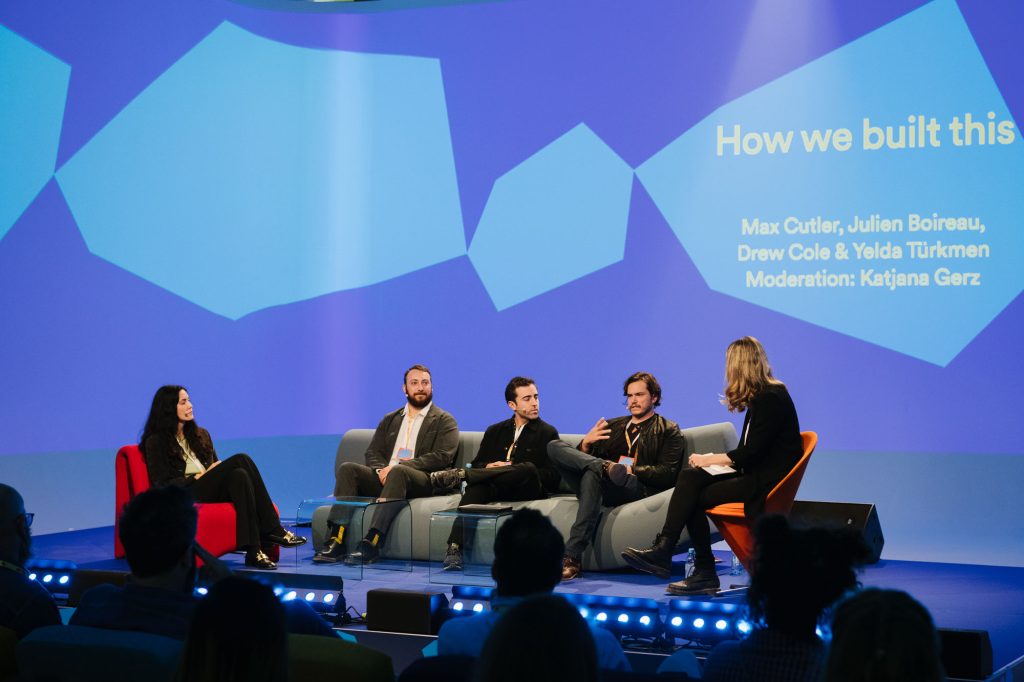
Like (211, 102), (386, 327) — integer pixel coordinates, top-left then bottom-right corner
(825, 588), (944, 682)
(176, 575), (288, 682)
(491, 508), (563, 597)
(747, 514), (869, 636)
(119, 485), (197, 587)
(476, 593), (598, 682)
(0, 484), (32, 567)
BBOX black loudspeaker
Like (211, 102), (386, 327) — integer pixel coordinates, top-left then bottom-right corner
(938, 628), (993, 680)
(366, 588), (449, 635)
(789, 501), (885, 563)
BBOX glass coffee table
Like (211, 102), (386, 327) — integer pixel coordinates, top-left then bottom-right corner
(429, 504), (515, 586)
(296, 496), (412, 580)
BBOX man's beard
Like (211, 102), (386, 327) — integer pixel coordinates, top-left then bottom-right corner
(407, 391), (432, 409)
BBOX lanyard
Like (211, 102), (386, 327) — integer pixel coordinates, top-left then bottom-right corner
(404, 417), (415, 450)
(404, 410), (423, 451)
(624, 423), (642, 456)
(0, 559), (25, 576)
(506, 423), (526, 461)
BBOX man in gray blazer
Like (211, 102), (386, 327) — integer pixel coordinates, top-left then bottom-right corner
(315, 364), (460, 564)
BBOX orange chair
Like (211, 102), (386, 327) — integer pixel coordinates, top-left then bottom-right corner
(706, 431), (817, 571)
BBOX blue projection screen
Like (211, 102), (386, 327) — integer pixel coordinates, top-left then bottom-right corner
(1, 0), (1022, 565)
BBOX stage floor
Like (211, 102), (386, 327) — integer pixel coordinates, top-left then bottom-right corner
(33, 525), (1024, 671)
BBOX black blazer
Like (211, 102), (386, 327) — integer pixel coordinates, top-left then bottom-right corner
(364, 404), (460, 473)
(728, 384), (802, 519)
(587, 414), (685, 496)
(470, 418), (561, 494)
(143, 427), (219, 488)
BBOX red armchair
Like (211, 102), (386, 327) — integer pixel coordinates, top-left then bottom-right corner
(114, 445), (278, 561)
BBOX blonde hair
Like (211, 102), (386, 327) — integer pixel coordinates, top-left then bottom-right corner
(723, 336), (782, 412)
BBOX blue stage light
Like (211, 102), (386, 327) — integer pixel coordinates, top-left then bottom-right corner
(247, 575), (343, 618)
(667, 598), (753, 643)
(448, 597), (489, 617)
(562, 593), (661, 636)
(451, 585), (495, 601)
(196, 586), (209, 596)
(448, 586), (493, 619)
(25, 560), (77, 602)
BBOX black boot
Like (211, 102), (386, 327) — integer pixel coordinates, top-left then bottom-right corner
(313, 524), (347, 564)
(621, 534), (676, 579)
(345, 536), (381, 565)
(666, 564), (720, 595)
(430, 468), (465, 494)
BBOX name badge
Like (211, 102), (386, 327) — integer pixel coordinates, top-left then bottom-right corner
(397, 448), (414, 461)
(617, 455), (634, 467)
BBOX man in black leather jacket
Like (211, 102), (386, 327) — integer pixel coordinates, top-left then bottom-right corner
(546, 372), (684, 580)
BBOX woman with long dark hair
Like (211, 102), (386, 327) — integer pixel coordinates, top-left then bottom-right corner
(140, 385), (306, 569)
(621, 336), (802, 593)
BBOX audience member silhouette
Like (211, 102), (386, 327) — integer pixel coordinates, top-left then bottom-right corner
(71, 485), (332, 639)
(0, 484), (61, 639)
(825, 588), (945, 682)
(476, 593), (598, 682)
(700, 514), (869, 682)
(436, 508), (628, 671)
(175, 575), (288, 682)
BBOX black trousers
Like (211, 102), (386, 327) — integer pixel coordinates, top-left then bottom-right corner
(186, 453), (282, 550)
(660, 467), (756, 565)
(334, 462), (434, 536)
(447, 463), (545, 546)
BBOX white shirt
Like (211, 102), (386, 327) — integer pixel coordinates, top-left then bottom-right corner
(177, 434), (207, 476)
(388, 402), (432, 466)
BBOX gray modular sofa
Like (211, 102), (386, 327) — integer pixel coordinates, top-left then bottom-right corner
(312, 422), (738, 571)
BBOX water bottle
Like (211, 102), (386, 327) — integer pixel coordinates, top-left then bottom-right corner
(686, 548), (696, 578)
(730, 553), (744, 576)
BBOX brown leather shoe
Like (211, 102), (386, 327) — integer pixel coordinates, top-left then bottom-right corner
(561, 555), (582, 581)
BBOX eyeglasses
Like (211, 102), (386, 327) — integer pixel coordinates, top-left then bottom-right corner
(21, 513), (34, 528)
